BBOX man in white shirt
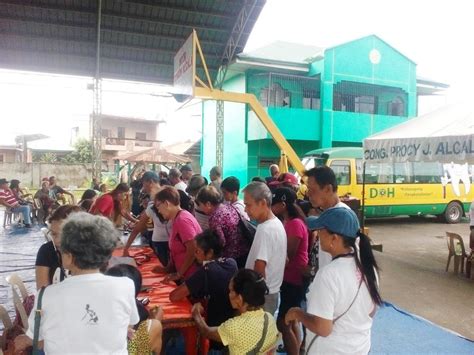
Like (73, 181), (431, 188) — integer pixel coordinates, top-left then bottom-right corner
(243, 181), (287, 316)
(221, 176), (249, 220)
(304, 166), (350, 270)
(169, 168), (187, 192)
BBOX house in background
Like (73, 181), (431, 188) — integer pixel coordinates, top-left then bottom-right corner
(0, 145), (23, 163)
(99, 114), (164, 168)
(201, 35), (449, 184)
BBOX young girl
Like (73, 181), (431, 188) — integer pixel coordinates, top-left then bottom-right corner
(285, 207), (382, 354)
(192, 269), (279, 354)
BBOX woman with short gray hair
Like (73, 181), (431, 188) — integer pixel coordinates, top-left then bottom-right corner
(15, 212), (139, 354)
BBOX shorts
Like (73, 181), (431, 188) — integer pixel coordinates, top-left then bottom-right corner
(264, 292), (279, 316)
(277, 281), (305, 319)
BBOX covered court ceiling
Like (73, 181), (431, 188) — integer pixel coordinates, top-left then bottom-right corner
(0, 0), (266, 85)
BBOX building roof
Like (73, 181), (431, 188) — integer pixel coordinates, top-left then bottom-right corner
(99, 114), (164, 124)
(0, 145), (22, 151)
(117, 147), (189, 164)
(416, 75), (450, 95)
(28, 137), (74, 151)
(232, 37), (448, 94)
(0, 0), (266, 85)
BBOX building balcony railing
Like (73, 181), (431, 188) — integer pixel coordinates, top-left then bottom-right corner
(134, 140), (153, 147)
(105, 137), (125, 146)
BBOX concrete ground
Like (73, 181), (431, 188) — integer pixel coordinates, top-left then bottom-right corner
(366, 216), (474, 340)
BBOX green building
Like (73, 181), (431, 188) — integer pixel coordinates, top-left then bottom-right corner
(201, 35), (447, 183)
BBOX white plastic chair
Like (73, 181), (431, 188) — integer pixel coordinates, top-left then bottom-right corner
(5, 273), (30, 331)
(0, 305), (13, 352)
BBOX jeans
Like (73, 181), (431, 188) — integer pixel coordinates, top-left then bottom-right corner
(12, 204), (31, 225)
(152, 241), (170, 266)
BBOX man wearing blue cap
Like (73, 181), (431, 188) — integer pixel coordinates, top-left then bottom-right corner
(285, 207), (382, 355)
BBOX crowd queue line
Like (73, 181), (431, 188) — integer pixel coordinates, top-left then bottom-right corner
(3, 163), (382, 355)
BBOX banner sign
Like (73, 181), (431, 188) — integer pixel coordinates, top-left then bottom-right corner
(173, 33), (195, 96)
(364, 135), (474, 164)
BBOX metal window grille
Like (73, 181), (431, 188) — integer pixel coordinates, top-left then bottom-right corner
(333, 81), (408, 116)
(248, 72), (320, 110)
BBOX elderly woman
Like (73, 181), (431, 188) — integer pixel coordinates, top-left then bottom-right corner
(195, 185), (250, 268)
(35, 205), (81, 289)
(15, 212), (139, 354)
(153, 186), (202, 281)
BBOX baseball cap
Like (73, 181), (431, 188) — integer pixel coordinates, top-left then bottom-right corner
(272, 187), (296, 205)
(0, 178), (9, 185)
(306, 207), (360, 238)
(142, 171), (160, 183)
(269, 172), (299, 187)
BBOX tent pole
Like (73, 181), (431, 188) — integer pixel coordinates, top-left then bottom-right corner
(361, 161), (366, 229)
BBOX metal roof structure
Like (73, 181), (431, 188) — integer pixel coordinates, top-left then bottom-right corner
(0, 0), (266, 85)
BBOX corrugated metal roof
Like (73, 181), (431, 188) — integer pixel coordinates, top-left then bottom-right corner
(0, 0), (266, 84)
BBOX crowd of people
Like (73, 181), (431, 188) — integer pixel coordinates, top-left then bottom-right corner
(8, 163), (381, 355)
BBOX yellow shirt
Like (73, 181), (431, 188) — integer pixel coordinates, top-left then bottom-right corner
(218, 309), (279, 355)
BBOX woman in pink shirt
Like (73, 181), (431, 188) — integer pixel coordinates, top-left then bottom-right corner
(153, 186), (202, 281)
(272, 187), (309, 355)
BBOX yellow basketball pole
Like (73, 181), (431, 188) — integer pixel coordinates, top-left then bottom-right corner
(194, 87), (305, 175)
(182, 31), (306, 176)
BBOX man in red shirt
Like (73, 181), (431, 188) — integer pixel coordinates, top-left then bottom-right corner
(0, 178), (32, 227)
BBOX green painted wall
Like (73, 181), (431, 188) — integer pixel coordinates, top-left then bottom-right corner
(247, 139), (317, 181)
(201, 100), (217, 179)
(202, 35), (418, 182)
(202, 74), (249, 184)
(320, 35), (416, 148)
(222, 74), (249, 184)
(247, 108), (320, 141)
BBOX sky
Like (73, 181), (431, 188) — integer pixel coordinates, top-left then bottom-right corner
(0, 0), (472, 148)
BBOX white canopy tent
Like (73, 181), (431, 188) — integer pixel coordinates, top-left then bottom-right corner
(363, 104), (474, 164)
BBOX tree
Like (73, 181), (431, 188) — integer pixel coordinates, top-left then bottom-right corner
(38, 152), (58, 163)
(62, 138), (93, 163)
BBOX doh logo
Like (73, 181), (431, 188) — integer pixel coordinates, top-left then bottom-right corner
(369, 188), (395, 198)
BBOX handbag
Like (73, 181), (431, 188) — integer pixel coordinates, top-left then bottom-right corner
(305, 278), (363, 354)
(230, 205), (256, 245)
(32, 286), (47, 355)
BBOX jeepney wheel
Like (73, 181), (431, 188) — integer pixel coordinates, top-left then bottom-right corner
(443, 201), (463, 224)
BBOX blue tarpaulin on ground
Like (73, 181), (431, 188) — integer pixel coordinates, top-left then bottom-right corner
(371, 302), (473, 354)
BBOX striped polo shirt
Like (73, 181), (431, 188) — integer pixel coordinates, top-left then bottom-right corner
(0, 188), (19, 207)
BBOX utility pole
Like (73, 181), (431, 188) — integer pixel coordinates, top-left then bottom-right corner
(91, 0), (103, 180)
